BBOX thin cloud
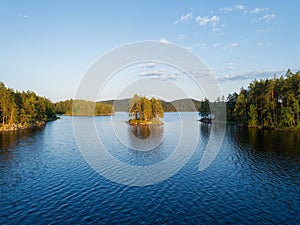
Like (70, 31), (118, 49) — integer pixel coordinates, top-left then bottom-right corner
(258, 42), (272, 47)
(250, 7), (269, 14)
(257, 28), (271, 32)
(213, 43), (221, 48)
(225, 63), (234, 71)
(258, 14), (276, 22)
(174, 12), (193, 24)
(218, 70), (290, 82)
(220, 5), (246, 13)
(140, 69), (179, 81)
(195, 15), (220, 27)
(18, 13), (29, 18)
(224, 42), (238, 50)
(139, 62), (157, 69)
(139, 63), (180, 81)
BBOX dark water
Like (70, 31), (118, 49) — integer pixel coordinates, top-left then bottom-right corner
(0, 113), (299, 224)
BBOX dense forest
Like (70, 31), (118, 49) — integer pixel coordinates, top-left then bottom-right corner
(54, 99), (114, 116)
(199, 69), (300, 130)
(0, 82), (57, 130)
(128, 94), (164, 125)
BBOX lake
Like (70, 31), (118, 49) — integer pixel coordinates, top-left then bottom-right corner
(1, 112), (299, 224)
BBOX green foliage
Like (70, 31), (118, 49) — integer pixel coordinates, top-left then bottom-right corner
(198, 98), (210, 119)
(0, 82), (56, 128)
(54, 99), (114, 116)
(248, 105), (259, 127)
(234, 90), (248, 124)
(129, 95), (164, 122)
(226, 93), (238, 122)
(226, 69), (300, 129)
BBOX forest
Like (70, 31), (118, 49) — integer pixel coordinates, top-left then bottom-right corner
(54, 99), (114, 116)
(1, 69), (299, 131)
(128, 94), (164, 125)
(0, 82), (115, 131)
(0, 82), (57, 130)
(199, 69), (300, 130)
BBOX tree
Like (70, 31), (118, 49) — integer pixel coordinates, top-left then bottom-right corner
(198, 98), (210, 119)
(234, 90), (248, 124)
(151, 97), (164, 118)
(248, 105), (258, 127)
(226, 93), (238, 122)
(128, 95), (164, 123)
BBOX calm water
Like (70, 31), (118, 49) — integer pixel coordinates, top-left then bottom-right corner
(1, 113), (299, 224)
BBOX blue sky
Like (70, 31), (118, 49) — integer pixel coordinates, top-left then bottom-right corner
(1, 0), (299, 101)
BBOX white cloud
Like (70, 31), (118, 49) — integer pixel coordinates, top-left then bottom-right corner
(18, 13), (29, 18)
(195, 15), (220, 27)
(174, 12), (193, 24)
(220, 5), (246, 13)
(250, 7), (269, 14)
(159, 38), (169, 44)
(258, 14), (276, 22)
(218, 70), (291, 82)
(236, 5), (246, 11)
(224, 42), (238, 50)
(140, 69), (179, 81)
(139, 62), (157, 69)
(213, 43), (221, 48)
(226, 66), (234, 70)
(139, 63), (181, 81)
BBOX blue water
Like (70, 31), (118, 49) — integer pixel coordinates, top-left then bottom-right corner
(0, 113), (299, 224)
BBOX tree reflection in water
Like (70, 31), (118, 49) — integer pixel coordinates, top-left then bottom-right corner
(127, 125), (165, 151)
(130, 126), (151, 140)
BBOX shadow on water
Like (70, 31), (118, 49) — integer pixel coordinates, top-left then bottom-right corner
(227, 125), (300, 156)
(226, 125), (300, 185)
(0, 127), (45, 161)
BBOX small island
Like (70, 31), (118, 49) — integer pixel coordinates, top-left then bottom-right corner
(128, 94), (164, 126)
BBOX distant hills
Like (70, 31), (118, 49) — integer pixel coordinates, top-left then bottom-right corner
(99, 98), (201, 112)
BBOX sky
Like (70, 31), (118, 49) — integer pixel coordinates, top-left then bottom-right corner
(1, 0), (300, 101)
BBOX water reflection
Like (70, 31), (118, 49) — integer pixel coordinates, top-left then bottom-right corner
(0, 128), (45, 160)
(127, 125), (165, 151)
(130, 125), (151, 139)
(227, 125), (300, 156)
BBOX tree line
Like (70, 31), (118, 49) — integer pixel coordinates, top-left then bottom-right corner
(54, 99), (114, 116)
(0, 82), (56, 129)
(198, 70), (300, 129)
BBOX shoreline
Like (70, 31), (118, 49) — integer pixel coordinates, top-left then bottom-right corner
(199, 119), (300, 132)
(0, 117), (59, 132)
(126, 120), (164, 126)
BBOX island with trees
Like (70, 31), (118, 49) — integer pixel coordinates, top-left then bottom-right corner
(128, 94), (164, 125)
